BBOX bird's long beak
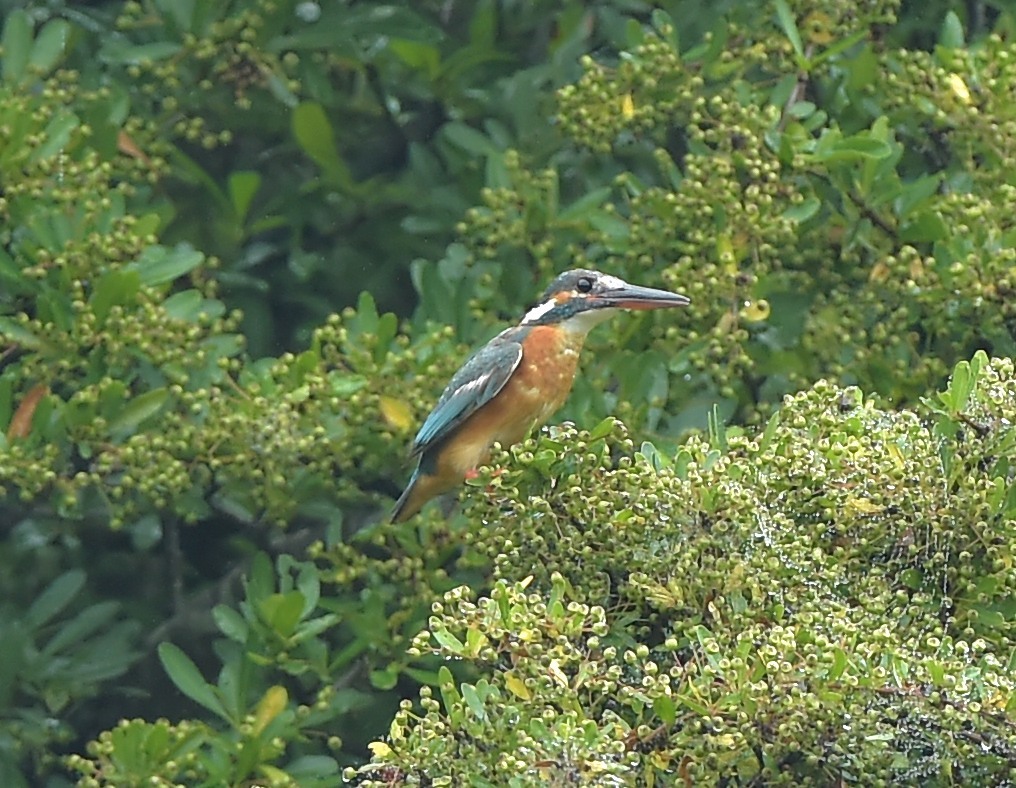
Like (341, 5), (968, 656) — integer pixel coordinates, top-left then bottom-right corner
(595, 281), (691, 310)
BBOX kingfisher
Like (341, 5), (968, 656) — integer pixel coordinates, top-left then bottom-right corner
(390, 269), (691, 522)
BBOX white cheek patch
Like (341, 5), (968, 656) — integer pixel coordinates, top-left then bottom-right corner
(521, 298), (558, 324)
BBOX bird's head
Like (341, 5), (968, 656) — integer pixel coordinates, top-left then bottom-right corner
(520, 269), (690, 332)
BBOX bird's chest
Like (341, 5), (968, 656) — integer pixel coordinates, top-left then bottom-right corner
(508, 326), (584, 424)
(440, 327), (585, 474)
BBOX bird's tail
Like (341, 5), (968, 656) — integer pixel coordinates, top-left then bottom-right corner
(390, 468), (434, 523)
(391, 465), (457, 522)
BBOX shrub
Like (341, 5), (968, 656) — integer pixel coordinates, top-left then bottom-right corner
(350, 353), (1016, 785)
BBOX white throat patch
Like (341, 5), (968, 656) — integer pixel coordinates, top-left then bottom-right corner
(521, 299), (558, 324)
(559, 306), (618, 334)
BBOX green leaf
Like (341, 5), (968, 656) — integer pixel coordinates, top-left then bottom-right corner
(91, 269), (141, 323)
(942, 359), (972, 413)
(154, 0), (196, 32)
(25, 570), (85, 629)
(212, 605), (249, 643)
(624, 18), (645, 48)
(0, 247), (27, 294)
(773, 0), (804, 60)
(99, 40), (183, 65)
(127, 513), (163, 551)
(369, 666), (399, 691)
(813, 134), (893, 163)
(292, 102), (352, 186)
(432, 627), (464, 653)
(900, 211), (948, 243)
(461, 683), (486, 720)
(352, 290), (379, 334)
(651, 8), (679, 49)
(894, 174), (941, 218)
(388, 38), (440, 77)
(442, 122), (497, 156)
(0, 377), (11, 431)
(437, 666), (462, 727)
(757, 411), (781, 453)
(782, 195), (820, 223)
(824, 649), (849, 678)
(770, 73), (799, 108)
(158, 643), (231, 723)
(939, 11), (964, 48)
(164, 290), (225, 321)
(587, 416), (618, 442)
(129, 244), (204, 286)
(228, 171), (261, 223)
(1, 10), (31, 84)
(41, 601), (119, 655)
(653, 695), (676, 726)
(469, 0), (497, 47)
(30, 110), (80, 162)
(107, 388), (170, 437)
(0, 316), (47, 350)
(259, 591), (306, 638)
(29, 19), (71, 74)
(586, 212), (629, 239)
(265, 68), (298, 108)
(558, 187), (612, 221)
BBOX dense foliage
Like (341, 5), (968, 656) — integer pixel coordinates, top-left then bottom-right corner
(0, 0), (1013, 786)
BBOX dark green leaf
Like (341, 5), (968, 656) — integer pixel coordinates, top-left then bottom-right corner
(587, 417), (618, 442)
(158, 643), (231, 723)
(30, 110), (80, 162)
(0, 317), (47, 351)
(432, 627), (464, 653)
(369, 667), (399, 690)
(469, 0), (497, 47)
(773, 0), (804, 59)
(442, 122), (497, 156)
(389, 38), (440, 77)
(900, 211), (948, 243)
(128, 513), (163, 551)
(783, 196), (820, 223)
(1, 10), (31, 84)
(91, 269), (141, 323)
(129, 244), (204, 286)
(164, 289), (225, 321)
(939, 11), (964, 48)
(154, 0), (196, 32)
(228, 171), (261, 223)
(653, 695), (676, 726)
(259, 591), (306, 638)
(212, 605), (250, 643)
(292, 102), (352, 185)
(107, 388), (170, 437)
(29, 19), (71, 74)
(461, 683), (486, 720)
(558, 187), (612, 221)
(41, 601), (119, 655)
(99, 40), (183, 65)
(813, 135), (893, 163)
(25, 570), (85, 629)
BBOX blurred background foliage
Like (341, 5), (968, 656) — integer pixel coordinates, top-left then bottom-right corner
(0, 0), (1014, 785)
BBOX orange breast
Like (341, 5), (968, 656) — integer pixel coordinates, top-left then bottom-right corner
(438, 326), (585, 478)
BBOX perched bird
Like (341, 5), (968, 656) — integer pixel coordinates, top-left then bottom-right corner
(391, 269), (691, 522)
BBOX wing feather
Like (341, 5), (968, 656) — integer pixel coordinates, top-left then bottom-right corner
(410, 336), (523, 456)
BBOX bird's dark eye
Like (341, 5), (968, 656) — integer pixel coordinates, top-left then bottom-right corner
(576, 276), (594, 293)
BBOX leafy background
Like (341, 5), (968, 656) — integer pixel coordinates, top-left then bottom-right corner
(0, 0), (1014, 786)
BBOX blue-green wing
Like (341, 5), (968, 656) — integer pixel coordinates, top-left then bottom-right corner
(410, 337), (523, 457)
